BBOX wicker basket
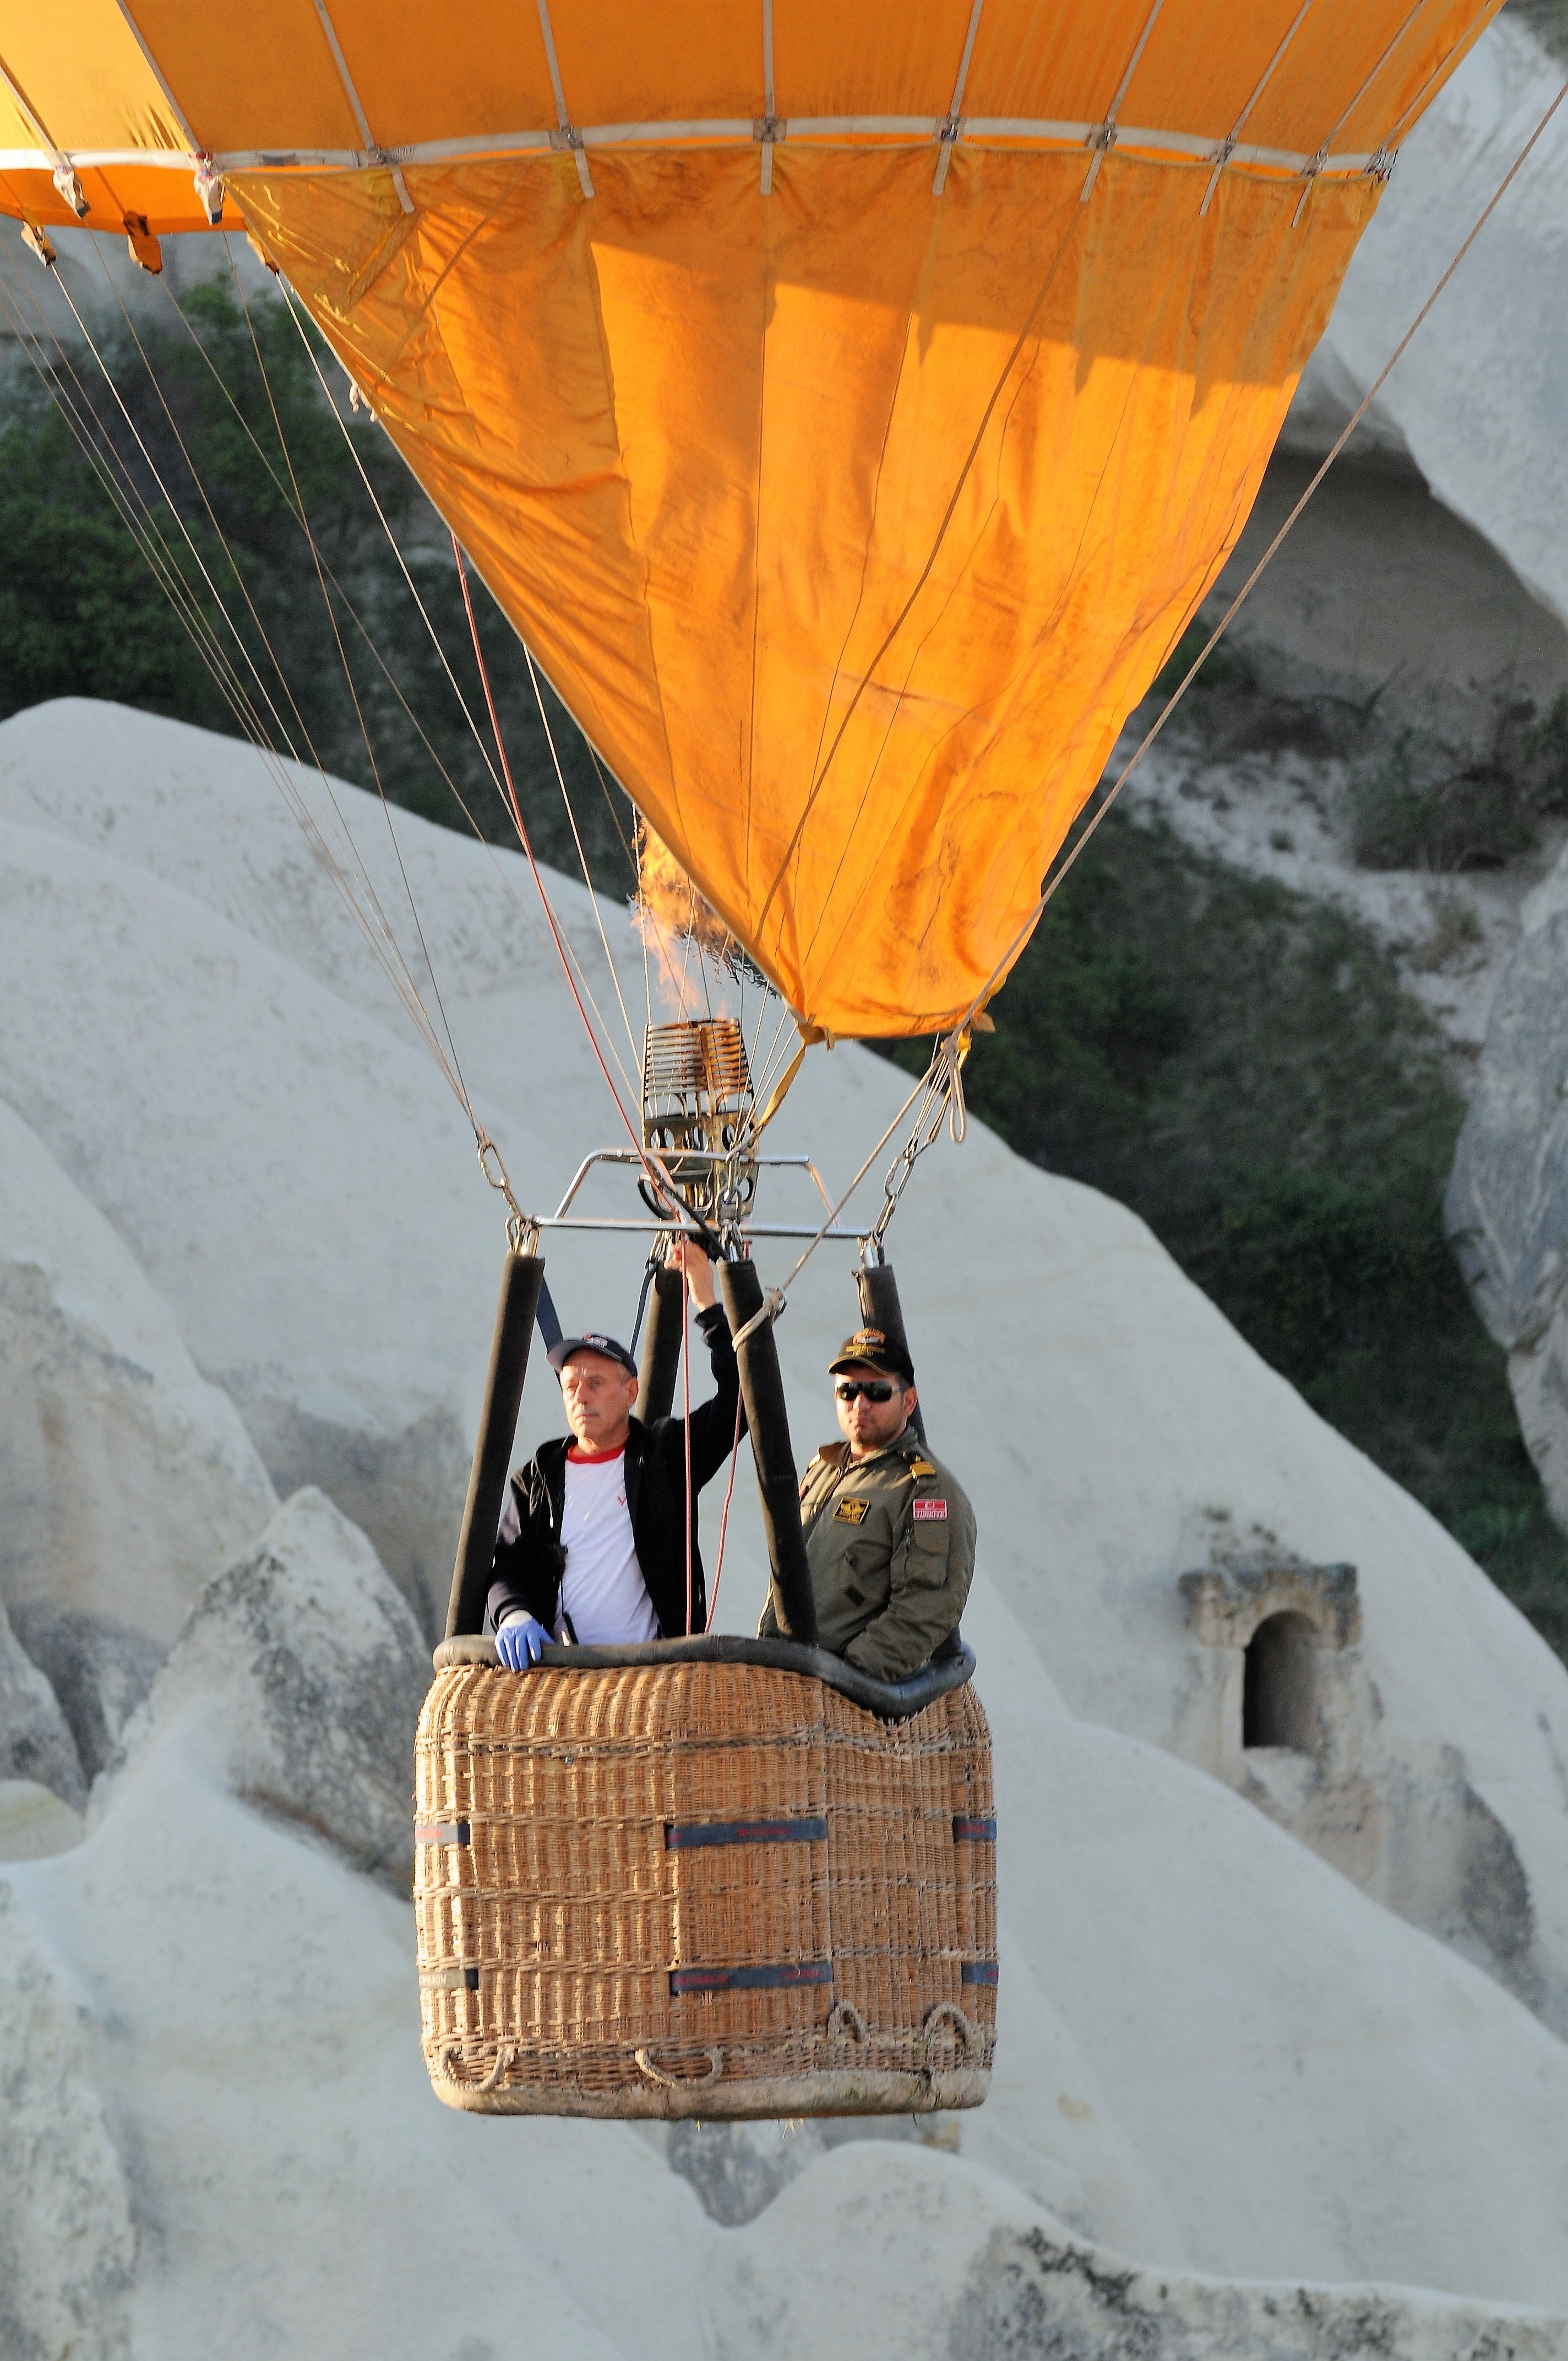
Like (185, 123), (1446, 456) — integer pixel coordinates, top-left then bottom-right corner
(414, 1658), (996, 2118)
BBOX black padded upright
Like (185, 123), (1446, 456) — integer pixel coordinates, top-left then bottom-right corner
(854, 1260), (928, 1444)
(635, 1263), (686, 1426)
(445, 1250), (546, 1639)
(717, 1258), (818, 1646)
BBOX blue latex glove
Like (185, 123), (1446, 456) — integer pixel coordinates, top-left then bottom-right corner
(496, 1614), (551, 1670)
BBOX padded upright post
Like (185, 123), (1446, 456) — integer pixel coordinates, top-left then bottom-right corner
(855, 1260), (927, 1444)
(717, 1258), (818, 1646)
(445, 1250), (546, 1640)
(635, 1263), (686, 1425)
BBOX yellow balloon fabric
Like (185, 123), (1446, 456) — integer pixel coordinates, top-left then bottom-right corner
(0, 1), (1502, 1033)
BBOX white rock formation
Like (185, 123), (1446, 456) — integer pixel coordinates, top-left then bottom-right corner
(1447, 837), (1568, 1555)
(0, 700), (615, 1633)
(706, 2142), (1568, 2361)
(0, 1597), (83, 1806)
(0, 1778), (84, 1862)
(0, 1091), (276, 1771)
(1105, 13), (1568, 1086)
(102, 1488), (432, 1886)
(1305, 12), (1568, 637)
(6, 702), (1568, 2340)
(6, 1568), (1568, 2352)
(8, 699), (1568, 2019)
(0, 1882), (134, 2361)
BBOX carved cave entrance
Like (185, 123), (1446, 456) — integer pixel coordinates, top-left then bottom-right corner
(1242, 1611), (1317, 1753)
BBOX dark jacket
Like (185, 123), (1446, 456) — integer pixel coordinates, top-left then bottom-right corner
(487, 1302), (744, 1641)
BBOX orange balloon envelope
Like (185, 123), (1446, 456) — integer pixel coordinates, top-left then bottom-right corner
(0, 0), (1502, 1033)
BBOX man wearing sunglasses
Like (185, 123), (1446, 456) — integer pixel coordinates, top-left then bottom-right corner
(759, 1324), (976, 1682)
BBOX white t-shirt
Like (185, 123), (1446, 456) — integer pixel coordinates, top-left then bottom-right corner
(556, 1446), (660, 1645)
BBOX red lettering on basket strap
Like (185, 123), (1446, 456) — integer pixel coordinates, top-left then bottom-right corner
(665, 1816), (827, 1850)
(415, 1819), (471, 1846)
(952, 1816), (997, 1841)
(669, 1960), (833, 1995)
(961, 1961), (999, 1986)
(911, 1498), (948, 1521)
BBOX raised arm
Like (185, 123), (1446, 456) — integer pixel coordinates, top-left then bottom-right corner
(666, 1239), (748, 1487)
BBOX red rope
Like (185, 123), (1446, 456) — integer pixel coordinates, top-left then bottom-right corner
(450, 537), (691, 1225)
(682, 1265), (694, 1636)
(705, 1383), (745, 1634)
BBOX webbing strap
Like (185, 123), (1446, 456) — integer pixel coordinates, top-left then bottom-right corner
(671, 1960), (832, 1995)
(665, 1816), (827, 1850)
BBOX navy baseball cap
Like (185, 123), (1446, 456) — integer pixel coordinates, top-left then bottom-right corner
(547, 1331), (639, 1377)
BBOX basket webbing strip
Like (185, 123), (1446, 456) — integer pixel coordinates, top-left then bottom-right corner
(670, 1960), (832, 1995)
(665, 1815), (827, 1849)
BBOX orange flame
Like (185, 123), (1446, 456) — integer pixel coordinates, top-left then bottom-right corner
(634, 823), (743, 1017)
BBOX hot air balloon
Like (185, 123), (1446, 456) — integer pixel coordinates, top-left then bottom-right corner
(0, 0), (1501, 2116)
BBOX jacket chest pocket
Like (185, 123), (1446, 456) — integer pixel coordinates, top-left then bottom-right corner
(834, 1497), (896, 1600)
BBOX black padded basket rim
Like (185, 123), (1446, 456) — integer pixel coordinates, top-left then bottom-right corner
(429, 1631), (977, 1721)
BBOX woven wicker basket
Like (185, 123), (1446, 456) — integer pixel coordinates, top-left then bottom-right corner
(415, 1657), (996, 2118)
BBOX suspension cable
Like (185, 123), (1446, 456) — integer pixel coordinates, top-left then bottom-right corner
(945, 64), (1568, 1048)
(449, 536), (705, 1236)
(0, 242), (527, 1216)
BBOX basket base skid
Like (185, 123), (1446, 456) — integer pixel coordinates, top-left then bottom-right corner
(425, 2052), (990, 2119)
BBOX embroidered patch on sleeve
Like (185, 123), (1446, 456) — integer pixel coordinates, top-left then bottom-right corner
(912, 1498), (949, 1521)
(832, 1497), (870, 1524)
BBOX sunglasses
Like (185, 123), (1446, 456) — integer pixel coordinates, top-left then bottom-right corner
(835, 1379), (897, 1403)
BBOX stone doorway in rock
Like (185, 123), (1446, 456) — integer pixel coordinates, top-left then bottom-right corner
(1243, 1611), (1319, 1754)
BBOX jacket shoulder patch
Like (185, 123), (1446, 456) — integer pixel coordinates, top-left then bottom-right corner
(908, 1458), (937, 1478)
(833, 1497), (871, 1525)
(911, 1497), (948, 1522)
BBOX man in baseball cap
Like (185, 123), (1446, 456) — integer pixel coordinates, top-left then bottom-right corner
(488, 1241), (745, 1666)
(759, 1323), (976, 1682)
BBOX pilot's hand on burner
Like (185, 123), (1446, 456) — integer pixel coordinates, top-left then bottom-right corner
(496, 1613), (551, 1669)
(668, 1236), (717, 1311)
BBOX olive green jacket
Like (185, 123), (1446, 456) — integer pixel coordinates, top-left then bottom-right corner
(759, 1425), (976, 1681)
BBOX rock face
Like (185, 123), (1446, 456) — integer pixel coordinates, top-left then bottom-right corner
(1304, 13), (1568, 638)
(7, 696), (1568, 2033)
(0, 1597), (84, 1807)
(103, 1487), (431, 1886)
(1449, 852), (1568, 1538)
(0, 1092), (276, 1668)
(706, 2144), (1568, 2361)
(0, 1883), (134, 2361)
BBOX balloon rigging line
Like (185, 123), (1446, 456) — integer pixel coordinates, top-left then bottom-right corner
(518, 630), (644, 1078)
(950, 59), (1568, 1048)
(85, 235), (476, 1122)
(705, 1381), (745, 1633)
(682, 1265), (694, 1636)
(82, 255), (478, 1125)
(272, 266), (796, 1130)
(450, 537), (703, 1234)
(141, 250), (531, 860)
(1293, 0), (1434, 224)
(275, 276), (654, 1122)
(156, 243), (575, 1002)
(207, 255), (473, 1123)
(1, 252), (486, 1134)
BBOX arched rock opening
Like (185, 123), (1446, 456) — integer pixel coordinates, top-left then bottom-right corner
(1242, 1611), (1317, 1753)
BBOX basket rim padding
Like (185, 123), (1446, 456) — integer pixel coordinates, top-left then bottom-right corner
(429, 1629), (976, 1721)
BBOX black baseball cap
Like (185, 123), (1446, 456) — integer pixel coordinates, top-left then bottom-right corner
(828, 1325), (915, 1386)
(548, 1331), (639, 1378)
